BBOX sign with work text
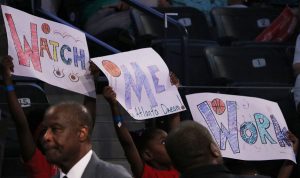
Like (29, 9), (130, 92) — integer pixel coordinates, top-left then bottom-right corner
(1, 5), (95, 97)
(92, 48), (186, 120)
(186, 93), (296, 163)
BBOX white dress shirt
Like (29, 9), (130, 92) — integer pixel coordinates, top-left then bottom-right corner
(59, 150), (93, 178)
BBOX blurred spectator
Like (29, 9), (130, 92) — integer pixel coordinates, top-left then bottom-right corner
(41, 0), (61, 15)
(83, 1), (131, 36)
(102, 72), (181, 178)
(293, 34), (300, 112)
(165, 120), (270, 178)
(289, 3), (300, 112)
(83, 0), (170, 36)
(171, 0), (228, 25)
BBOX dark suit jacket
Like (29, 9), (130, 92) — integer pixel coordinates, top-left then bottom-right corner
(53, 151), (132, 178)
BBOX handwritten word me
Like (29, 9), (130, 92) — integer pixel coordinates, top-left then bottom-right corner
(121, 62), (181, 118)
(121, 62), (165, 110)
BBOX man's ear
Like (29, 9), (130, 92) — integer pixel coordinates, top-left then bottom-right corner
(78, 126), (89, 142)
(210, 142), (221, 158)
(141, 150), (153, 162)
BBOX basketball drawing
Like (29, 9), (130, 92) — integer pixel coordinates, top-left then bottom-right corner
(102, 60), (121, 77)
(211, 98), (226, 115)
(41, 23), (50, 34)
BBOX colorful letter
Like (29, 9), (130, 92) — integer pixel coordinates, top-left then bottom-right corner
(73, 47), (86, 70)
(40, 38), (52, 59)
(197, 101), (240, 154)
(240, 122), (258, 144)
(60, 44), (72, 65)
(148, 65), (165, 93)
(270, 115), (291, 147)
(5, 13), (41, 72)
(49, 40), (59, 61)
(121, 62), (157, 109)
(254, 113), (277, 144)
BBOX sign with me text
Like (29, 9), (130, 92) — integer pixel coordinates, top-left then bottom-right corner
(92, 48), (186, 120)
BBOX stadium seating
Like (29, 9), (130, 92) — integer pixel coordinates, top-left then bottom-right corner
(211, 7), (282, 42)
(204, 46), (294, 86)
(131, 6), (213, 39)
(203, 45), (299, 140)
(152, 39), (217, 86)
(131, 6), (219, 85)
(131, 6), (214, 47)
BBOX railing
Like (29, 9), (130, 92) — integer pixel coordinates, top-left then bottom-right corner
(35, 8), (121, 54)
(34, 1), (189, 83)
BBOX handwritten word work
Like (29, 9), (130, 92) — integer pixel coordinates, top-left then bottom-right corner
(92, 48), (186, 120)
(186, 93), (295, 163)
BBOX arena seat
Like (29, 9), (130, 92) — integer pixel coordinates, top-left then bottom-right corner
(204, 46), (294, 86)
(152, 39), (217, 86)
(211, 7), (282, 42)
(131, 6), (214, 47)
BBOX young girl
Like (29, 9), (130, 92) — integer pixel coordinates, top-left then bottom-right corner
(103, 73), (180, 178)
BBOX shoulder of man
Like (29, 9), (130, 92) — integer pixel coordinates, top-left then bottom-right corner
(86, 151), (132, 178)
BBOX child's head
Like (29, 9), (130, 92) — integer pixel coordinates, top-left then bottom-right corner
(133, 128), (173, 168)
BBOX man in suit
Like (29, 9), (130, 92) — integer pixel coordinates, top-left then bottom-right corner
(165, 120), (270, 178)
(42, 101), (132, 178)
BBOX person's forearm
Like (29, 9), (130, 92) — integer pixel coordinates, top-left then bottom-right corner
(167, 112), (181, 131)
(277, 160), (294, 178)
(3, 72), (36, 161)
(83, 96), (96, 126)
(111, 111), (144, 178)
(110, 102), (121, 117)
(3, 72), (13, 85)
(109, 103), (135, 148)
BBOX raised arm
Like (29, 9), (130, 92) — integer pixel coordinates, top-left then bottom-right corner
(83, 61), (98, 128)
(277, 131), (299, 178)
(103, 86), (144, 178)
(1, 55), (36, 161)
(166, 72), (181, 131)
(83, 96), (96, 126)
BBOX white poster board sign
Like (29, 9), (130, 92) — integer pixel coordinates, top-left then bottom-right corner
(1, 5), (95, 97)
(92, 48), (186, 120)
(186, 92), (296, 163)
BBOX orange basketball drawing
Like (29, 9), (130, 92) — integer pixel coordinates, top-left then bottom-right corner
(41, 23), (50, 34)
(102, 60), (121, 77)
(211, 98), (226, 115)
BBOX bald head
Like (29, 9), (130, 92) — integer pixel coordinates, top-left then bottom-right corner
(165, 120), (222, 173)
(42, 101), (93, 172)
(45, 102), (93, 136)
